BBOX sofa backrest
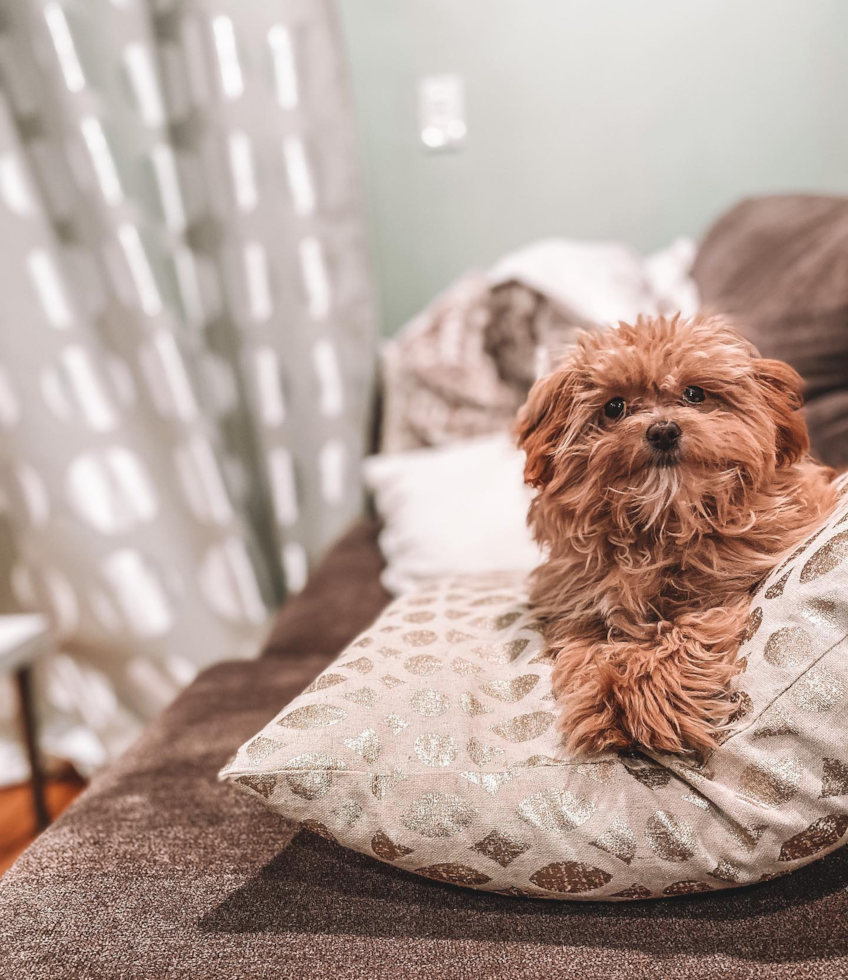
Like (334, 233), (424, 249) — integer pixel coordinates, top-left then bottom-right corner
(693, 194), (848, 468)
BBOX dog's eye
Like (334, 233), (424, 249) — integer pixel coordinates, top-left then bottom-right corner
(604, 397), (626, 420)
(683, 385), (705, 404)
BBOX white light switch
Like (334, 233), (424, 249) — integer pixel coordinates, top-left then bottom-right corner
(418, 74), (466, 151)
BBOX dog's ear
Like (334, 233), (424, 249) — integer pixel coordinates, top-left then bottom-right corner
(514, 367), (578, 488)
(754, 358), (809, 467)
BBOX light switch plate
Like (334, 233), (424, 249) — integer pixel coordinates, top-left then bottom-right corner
(418, 74), (466, 151)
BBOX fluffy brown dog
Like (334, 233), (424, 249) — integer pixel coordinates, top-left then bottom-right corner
(517, 314), (837, 757)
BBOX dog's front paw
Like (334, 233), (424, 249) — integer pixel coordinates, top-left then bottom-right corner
(553, 659), (636, 755)
(562, 708), (635, 755)
(553, 631), (739, 757)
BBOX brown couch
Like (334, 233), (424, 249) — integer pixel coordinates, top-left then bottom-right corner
(2, 195), (848, 979)
(693, 194), (848, 468)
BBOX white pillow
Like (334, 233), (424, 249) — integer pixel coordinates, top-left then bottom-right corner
(362, 435), (544, 594)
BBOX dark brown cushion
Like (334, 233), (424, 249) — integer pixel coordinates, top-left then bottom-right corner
(262, 519), (390, 661)
(693, 194), (848, 467)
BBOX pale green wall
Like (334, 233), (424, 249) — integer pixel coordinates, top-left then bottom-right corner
(337, 0), (848, 334)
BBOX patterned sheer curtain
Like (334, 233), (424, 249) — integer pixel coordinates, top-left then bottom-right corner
(0, 0), (375, 780)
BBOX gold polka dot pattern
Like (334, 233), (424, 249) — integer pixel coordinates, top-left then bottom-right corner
(529, 861), (613, 894)
(472, 829), (530, 867)
(517, 789), (595, 832)
(413, 732), (458, 768)
(591, 817), (636, 865)
(763, 626), (812, 669)
(371, 831), (414, 861)
(276, 704), (347, 729)
(404, 654), (442, 675)
(222, 481), (848, 900)
(644, 812), (696, 862)
(409, 689), (450, 717)
(281, 753), (348, 800)
(415, 863), (492, 886)
(401, 792), (476, 838)
(778, 815), (848, 861)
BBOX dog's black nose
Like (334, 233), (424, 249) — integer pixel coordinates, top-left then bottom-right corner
(646, 419), (681, 451)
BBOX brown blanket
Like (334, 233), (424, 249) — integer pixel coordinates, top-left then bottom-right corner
(3, 521), (848, 979)
(693, 194), (848, 468)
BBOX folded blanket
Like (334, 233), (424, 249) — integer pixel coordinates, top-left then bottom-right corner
(380, 237), (699, 453)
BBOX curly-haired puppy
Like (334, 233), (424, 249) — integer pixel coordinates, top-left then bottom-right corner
(516, 314), (837, 757)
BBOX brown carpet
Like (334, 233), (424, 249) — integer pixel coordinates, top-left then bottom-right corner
(2, 522), (848, 978)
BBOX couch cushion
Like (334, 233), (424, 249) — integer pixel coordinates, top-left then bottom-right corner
(693, 194), (848, 467)
(262, 520), (390, 660)
(222, 477), (848, 901)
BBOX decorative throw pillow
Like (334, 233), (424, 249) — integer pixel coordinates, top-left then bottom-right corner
(221, 479), (848, 900)
(362, 435), (544, 595)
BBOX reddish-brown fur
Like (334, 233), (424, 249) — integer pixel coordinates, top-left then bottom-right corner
(516, 314), (837, 757)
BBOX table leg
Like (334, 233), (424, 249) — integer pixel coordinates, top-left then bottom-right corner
(15, 666), (50, 832)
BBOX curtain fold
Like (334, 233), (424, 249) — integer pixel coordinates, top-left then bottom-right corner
(0, 0), (375, 781)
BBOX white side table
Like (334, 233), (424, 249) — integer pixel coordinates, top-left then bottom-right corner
(0, 614), (52, 830)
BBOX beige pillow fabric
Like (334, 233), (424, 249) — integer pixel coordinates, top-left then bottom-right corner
(221, 479), (848, 900)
